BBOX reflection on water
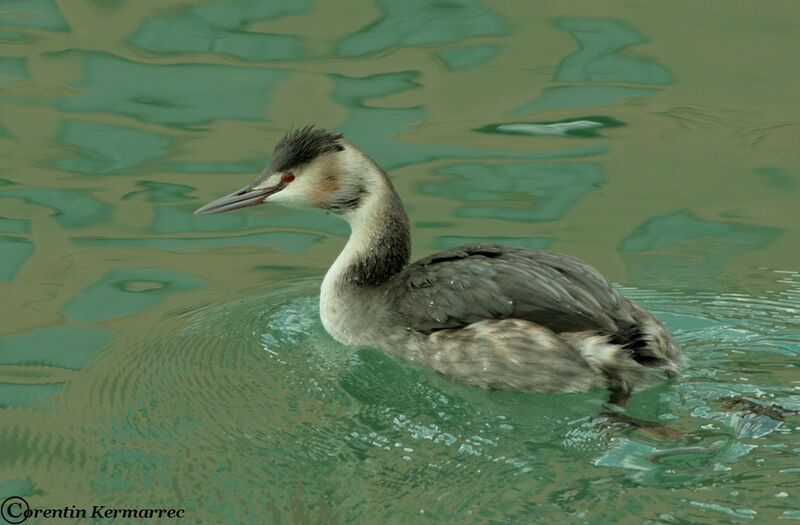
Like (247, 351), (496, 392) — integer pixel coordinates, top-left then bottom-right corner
(425, 162), (604, 222)
(336, 0), (506, 56)
(1, 0), (799, 523)
(6, 275), (799, 522)
(125, 0), (311, 61)
(477, 116), (625, 138)
(59, 53), (290, 125)
(56, 120), (172, 175)
(553, 18), (673, 85)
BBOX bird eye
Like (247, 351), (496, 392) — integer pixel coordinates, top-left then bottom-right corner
(281, 173), (295, 184)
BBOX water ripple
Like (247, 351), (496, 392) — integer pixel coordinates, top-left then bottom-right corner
(4, 271), (799, 522)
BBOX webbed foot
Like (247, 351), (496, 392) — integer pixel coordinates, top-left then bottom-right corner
(718, 396), (800, 421)
(597, 403), (687, 440)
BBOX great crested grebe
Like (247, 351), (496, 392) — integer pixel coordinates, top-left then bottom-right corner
(196, 127), (683, 407)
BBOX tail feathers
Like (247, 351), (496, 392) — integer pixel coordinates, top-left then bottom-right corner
(563, 331), (681, 395)
(636, 319), (685, 378)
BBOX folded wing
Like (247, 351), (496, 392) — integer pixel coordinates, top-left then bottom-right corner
(389, 244), (638, 338)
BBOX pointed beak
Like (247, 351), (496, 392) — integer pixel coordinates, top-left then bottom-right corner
(194, 185), (279, 215)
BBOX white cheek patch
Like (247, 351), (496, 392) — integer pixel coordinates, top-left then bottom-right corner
(252, 174), (282, 191)
(264, 176), (318, 209)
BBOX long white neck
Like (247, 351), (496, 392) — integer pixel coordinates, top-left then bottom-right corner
(322, 173), (410, 289)
(319, 153), (410, 344)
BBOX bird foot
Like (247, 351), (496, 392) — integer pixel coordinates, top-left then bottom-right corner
(596, 403), (686, 441)
(718, 396), (800, 421)
(592, 396), (798, 443)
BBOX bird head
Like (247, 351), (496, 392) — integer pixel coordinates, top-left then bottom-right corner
(195, 127), (371, 216)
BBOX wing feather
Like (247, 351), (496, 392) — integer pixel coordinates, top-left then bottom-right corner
(389, 244), (635, 335)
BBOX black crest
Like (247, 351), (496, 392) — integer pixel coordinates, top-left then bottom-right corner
(269, 126), (344, 173)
